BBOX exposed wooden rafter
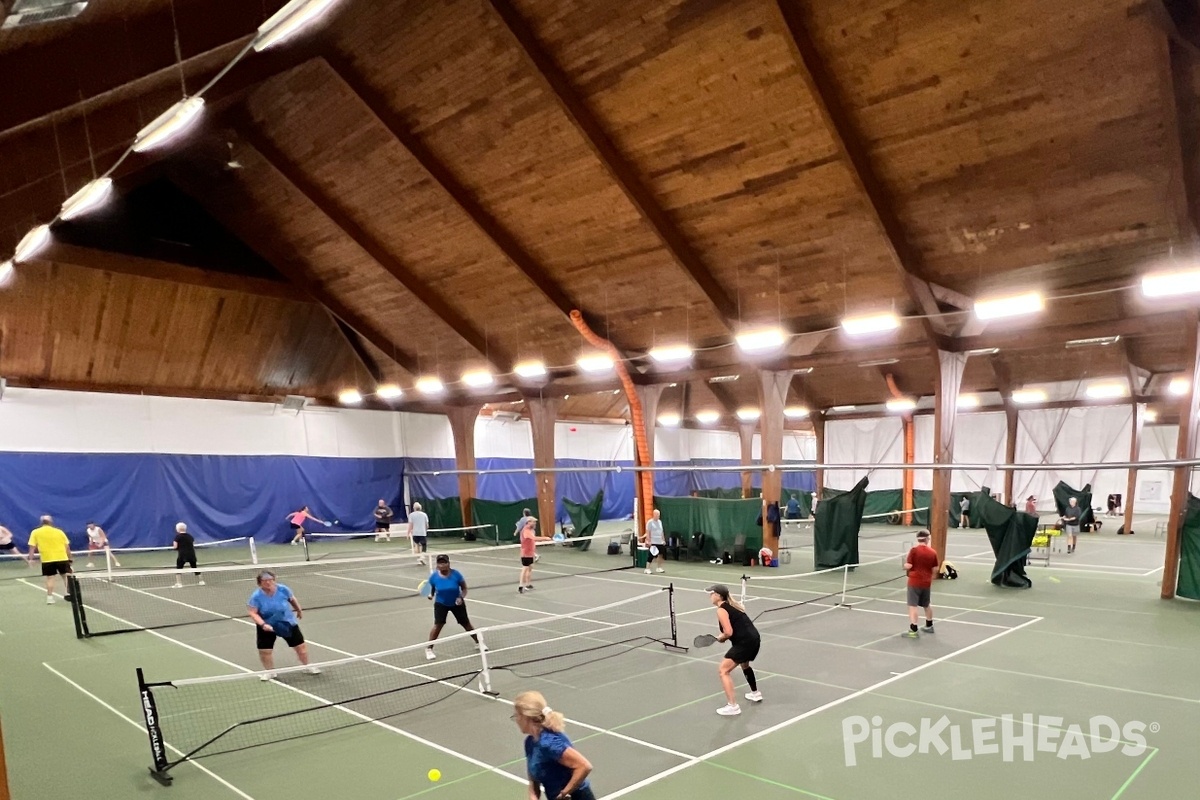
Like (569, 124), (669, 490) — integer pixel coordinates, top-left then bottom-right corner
(330, 316), (384, 384)
(772, 1), (950, 346)
(237, 126), (515, 376)
(484, 0), (739, 331)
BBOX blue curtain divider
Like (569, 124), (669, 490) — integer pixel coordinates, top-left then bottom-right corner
(405, 458), (459, 500)
(0, 452), (404, 548)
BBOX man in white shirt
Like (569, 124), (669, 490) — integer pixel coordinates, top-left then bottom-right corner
(643, 509), (666, 574)
(408, 503), (430, 565)
(85, 522), (120, 568)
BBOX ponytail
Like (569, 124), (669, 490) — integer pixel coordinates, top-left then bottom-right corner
(513, 690), (565, 733)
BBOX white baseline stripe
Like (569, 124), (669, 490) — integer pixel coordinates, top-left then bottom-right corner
(42, 662), (257, 800)
(599, 614), (1044, 800)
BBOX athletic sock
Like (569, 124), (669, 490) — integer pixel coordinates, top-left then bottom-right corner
(925, 621), (934, 629)
(742, 667), (758, 692)
(910, 623), (918, 633)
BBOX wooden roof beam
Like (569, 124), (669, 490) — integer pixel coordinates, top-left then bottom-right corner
(329, 316), (383, 385)
(33, 242), (305, 301)
(320, 56), (612, 341)
(952, 311), (1187, 353)
(484, 0), (739, 330)
(772, 1), (950, 346)
(236, 126), (515, 377)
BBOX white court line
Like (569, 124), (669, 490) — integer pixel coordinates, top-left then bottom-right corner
(20, 579), (526, 785)
(948, 661), (1200, 706)
(599, 614), (1044, 800)
(1142, 566), (1164, 576)
(42, 662), (257, 800)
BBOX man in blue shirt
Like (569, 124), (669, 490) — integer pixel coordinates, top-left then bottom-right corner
(425, 554), (486, 661)
(785, 494), (801, 520)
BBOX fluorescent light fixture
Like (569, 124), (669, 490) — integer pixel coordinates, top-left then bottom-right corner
(376, 384), (403, 400)
(514, 361), (547, 378)
(1085, 382), (1126, 400)
(795, 367), (813, 375)
(132, 97), (204, 152)
(736, 327), (786, 353)
(885, 397), (916, 412)
(254, 0), (338, 51)
(648, 344), (693, 364)
(829, 405), (857, 412)
(966, 347), (1000, 356)
(695, 410), (720, 424)
(783, 406), (809, 419)
(1065, 335), (1120, 349)
(657, 413), (681, 427)
(1169, 377), (1190, 396)
(14, 224), (50, 263)
(0, 260), (13, 286)
(462, 369), (494, 388)
(841, 312), (899, 336)
(736, 408), (761, 422)
(577, 353), (614, 373)
(956, 394), (980, 409)
(415, 376), (445, 395)
(1142, 269), (1200, 298)
(337, 388), (363, 405)
(973, 291), (1044, 321)
(1145, 409), (1158, 422)
(1011, 388), (1047, 404)
(857, 358), (898, 367)
(708, 374), (740, 384)
(59, 178), (113, 221)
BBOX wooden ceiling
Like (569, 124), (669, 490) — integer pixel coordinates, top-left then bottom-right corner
(2, 0), (1199, 425)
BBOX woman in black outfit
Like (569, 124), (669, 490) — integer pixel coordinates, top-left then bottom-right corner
(706, 584), (762, 716)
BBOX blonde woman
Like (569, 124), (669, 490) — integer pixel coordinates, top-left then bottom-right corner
(512, 690), (594, 800)
(706, 584), (762, 716)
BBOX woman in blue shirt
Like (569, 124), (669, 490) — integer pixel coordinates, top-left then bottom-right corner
(424, 554), (485, 661)
(247, 570), (320, 680)
(513, 690), (593, 800)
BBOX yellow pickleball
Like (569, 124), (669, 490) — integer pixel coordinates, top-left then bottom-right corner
(428, 769), (441, 782)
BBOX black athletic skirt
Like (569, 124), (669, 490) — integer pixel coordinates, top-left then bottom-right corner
(725, 637), (761, 664)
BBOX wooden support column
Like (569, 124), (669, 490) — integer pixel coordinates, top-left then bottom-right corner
(759, 370), (793, 556)
(931, 351), (968, 562)
(1124, 403), (1144, 536)
(1004, 406), (1019, 507)
(1164, 315), (1200, 598)
(527, 397), (561, 536)
(813, 413), (826, 507)
(634, 385), (665, 533)
(447, 405), (482, 526)
(738, 422), (757, 498)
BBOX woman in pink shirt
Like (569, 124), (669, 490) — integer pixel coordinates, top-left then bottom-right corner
(287, 506), (328, 546)
(518, 517), (552, 594)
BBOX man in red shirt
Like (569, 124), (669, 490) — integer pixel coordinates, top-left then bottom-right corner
(903, 529), (940, 638)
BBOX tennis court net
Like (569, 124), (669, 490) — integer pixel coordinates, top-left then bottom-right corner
(136, 587), (679, 784)
(0, 536), (256, 583)
(69, 531), (635, 637)
(303, 524), (502, 561)
(739, 555), (907, 627)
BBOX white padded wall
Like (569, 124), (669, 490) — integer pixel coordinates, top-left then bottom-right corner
(399, 412), (454, 458)
(556, 422), (633, 461)
(474, 417), (534, 459)
(1014, 406), (1133, 513)
(825, 417), (905, 490)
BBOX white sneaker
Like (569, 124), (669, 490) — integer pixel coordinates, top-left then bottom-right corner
(46, 595), (55, 604)
(259, 672), (277, 681)
(655, 568), (665, 574)
(197, 579), (206, 586)
(745, 691), (763, 703)
(290, 541), (298, 546)
(717, 703), (741, 716)
(425, 648), (436, 661)
(306, 666), (321, 675)
(172, 582), (182, 589)
(86, 562), (95, 569)
(644, 568), (652, 574)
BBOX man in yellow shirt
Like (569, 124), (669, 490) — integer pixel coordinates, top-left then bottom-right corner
(28, 515), (73, 604)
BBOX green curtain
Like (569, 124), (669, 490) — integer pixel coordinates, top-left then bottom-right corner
(697, 488), (752, 500)
(1052, 481), (1095, 527)
(469, 498), (536, 543)
(814, 477), (868, 570)
(563, 491), (604, 552)
(1176, 494), (1200, 599)
(655, 496), (762, 560)
(411, 497), (463, 532)
(978, 486), (1036, 588)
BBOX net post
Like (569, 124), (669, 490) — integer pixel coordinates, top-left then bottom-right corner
(740, 574), (749, 606)
(301, 535), (311, 563)
(476, 630), (497, 696)
(68, 575), (88, 638)
(662, 583), (688, 653)
(249, 537), (258, 565)
(137, 668), (173, 786)
(838, 565), (851, 608)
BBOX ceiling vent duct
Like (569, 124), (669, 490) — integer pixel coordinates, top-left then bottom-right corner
(3, 1), (89, 29)
(279, 395), (308, 413)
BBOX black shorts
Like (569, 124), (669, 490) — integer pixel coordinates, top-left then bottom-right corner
(0, 541), (16, 551)
(375, 523), (390, 532)
(175, 555), (198, 571)
(289, 523), (302, 531)
(413, 536), (427, 552)
(725, 638), (760, 664)
(41, 560), (71, 576)
(520, 556), (535, 567)
(433, 601), (470, 627)
(256, 624), (305, 649)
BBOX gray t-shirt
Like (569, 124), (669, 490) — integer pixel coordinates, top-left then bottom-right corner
(960, 497), (970, 511)
(647, 518), (665, 545)
(409, 510), (429, 538)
